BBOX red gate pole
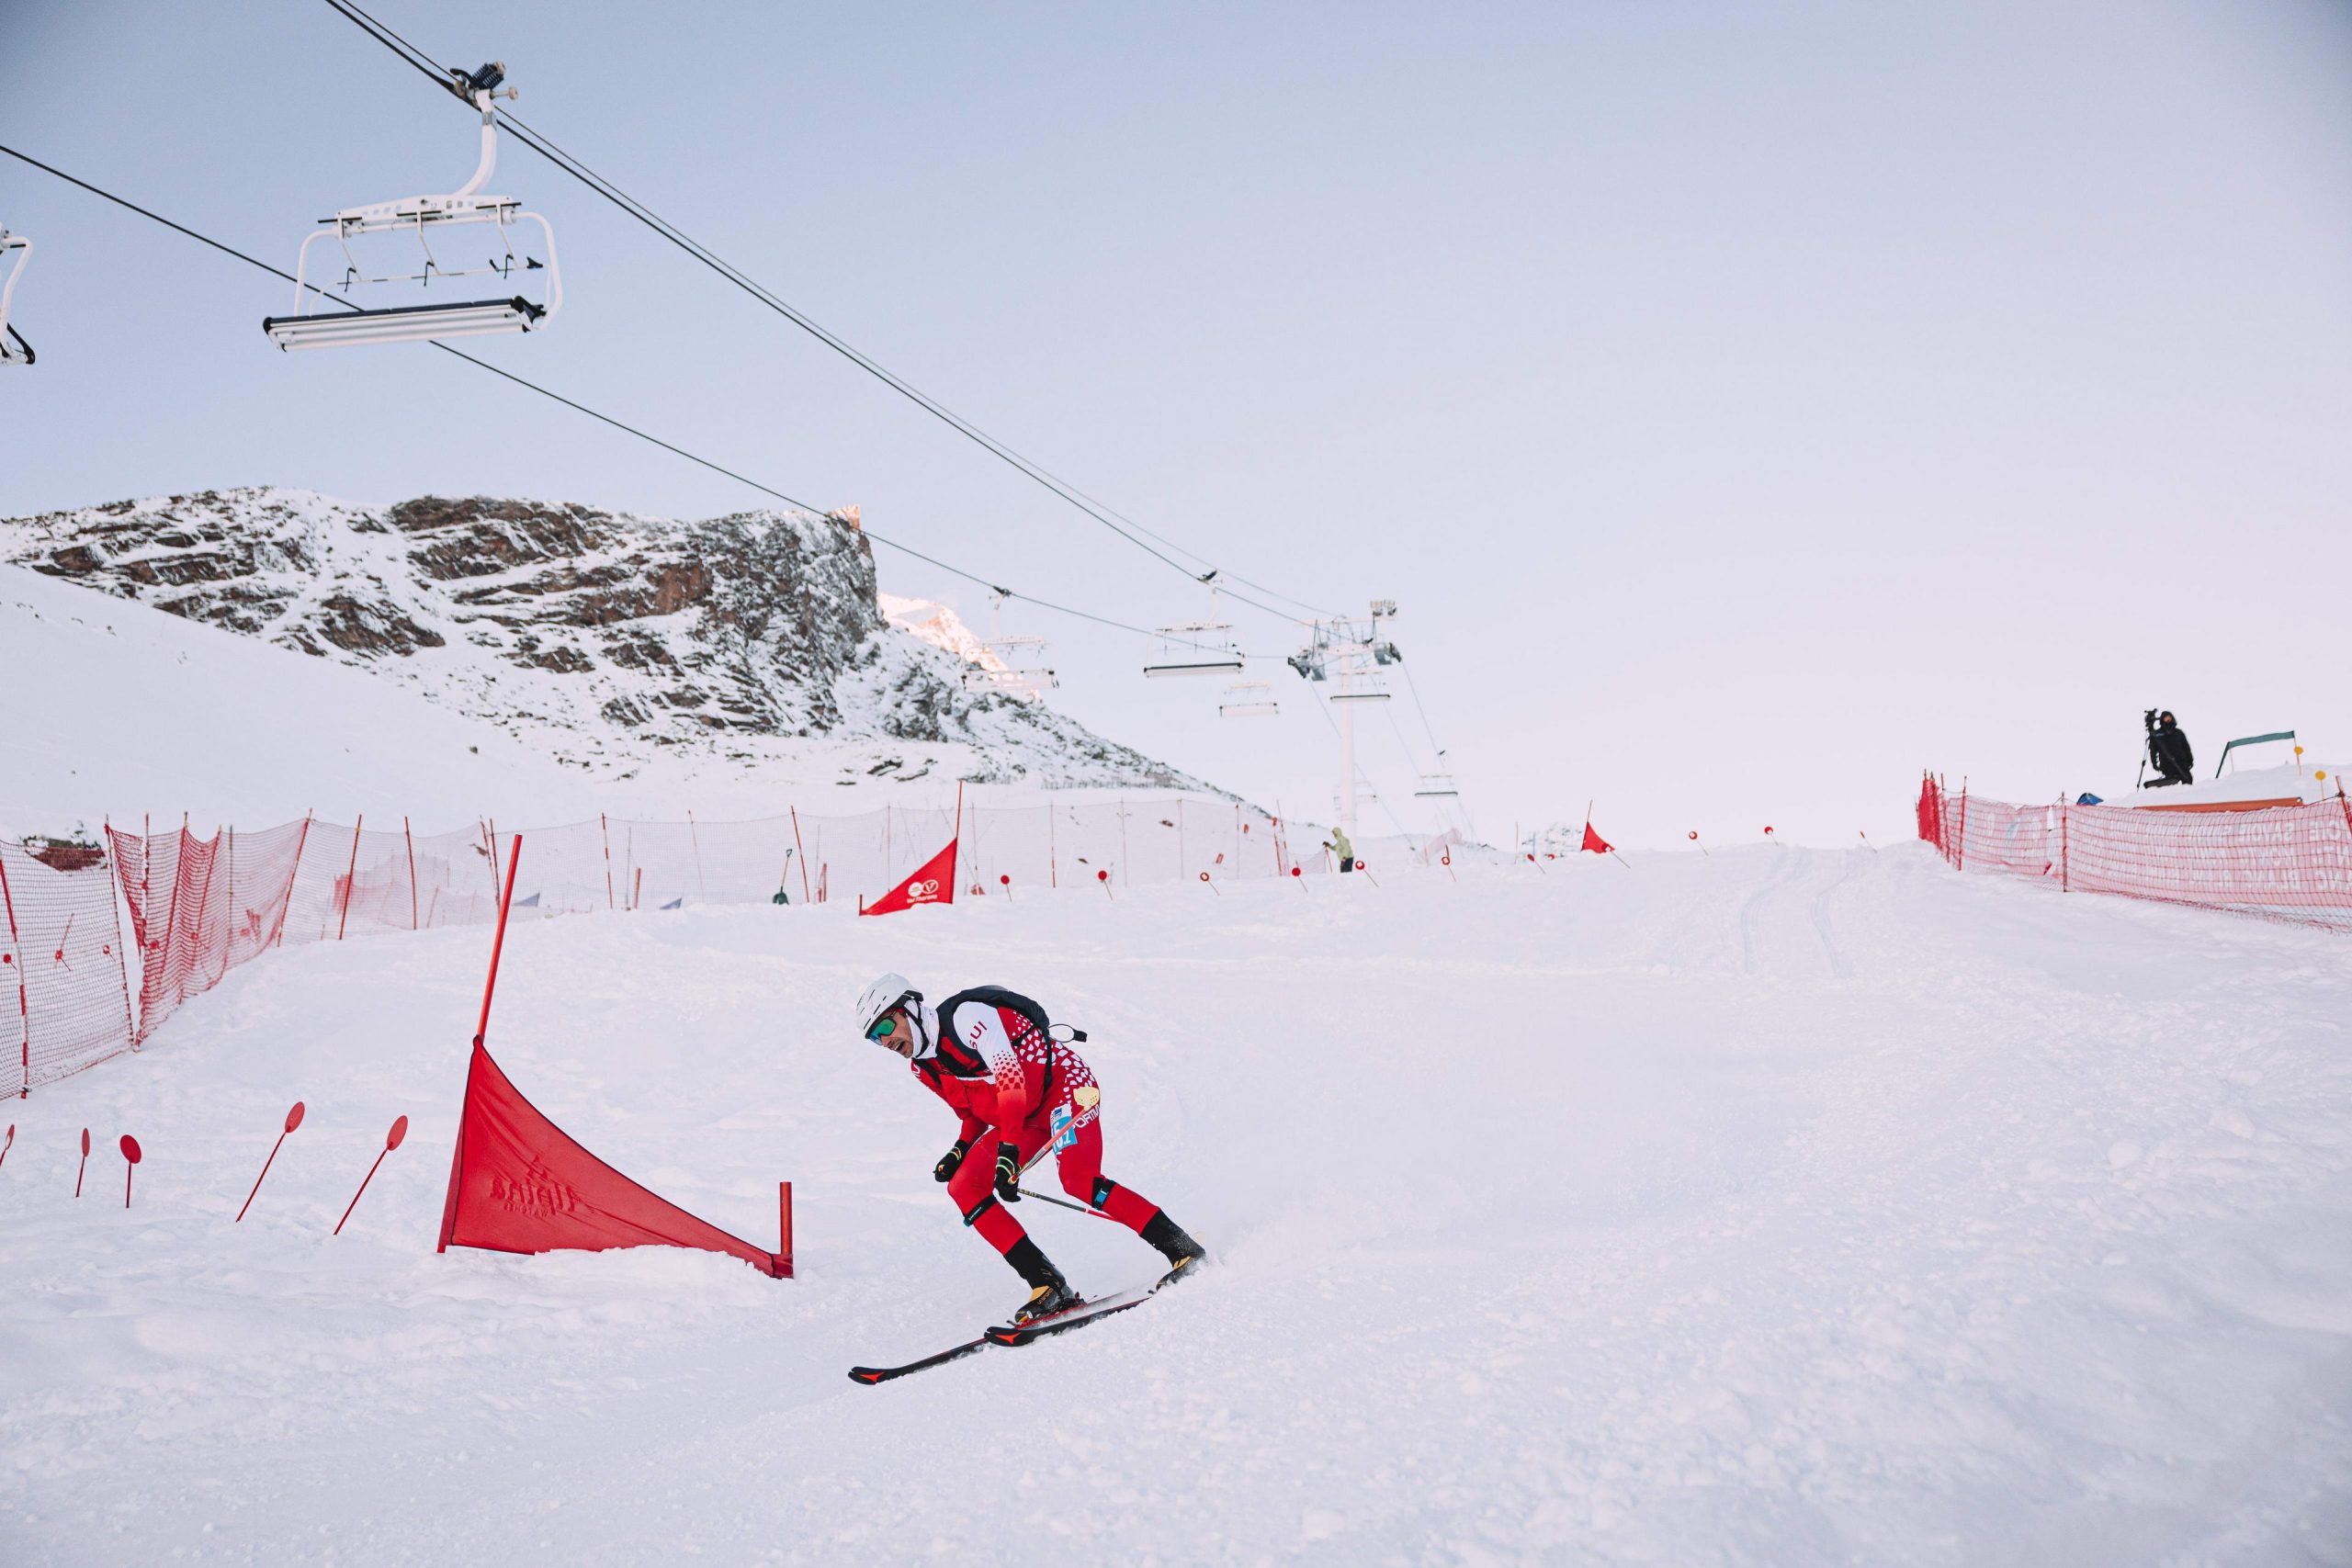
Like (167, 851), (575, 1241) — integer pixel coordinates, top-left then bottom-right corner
(776, 1180), (794, 1278)
(790, 807), (812, 903)
(336, 815), (364, 941)
(601, 814), (615, 911)
(404, 816), (419, 931)
(476, 835), (525, 1047)
(0, 846), (29, 1099)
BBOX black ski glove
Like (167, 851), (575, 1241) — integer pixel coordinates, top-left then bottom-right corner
(993, 1142), (1022, 1203)
(933, 1139), (971, 1183)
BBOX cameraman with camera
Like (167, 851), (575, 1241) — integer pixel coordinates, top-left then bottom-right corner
(2143, 708), (2195, 788)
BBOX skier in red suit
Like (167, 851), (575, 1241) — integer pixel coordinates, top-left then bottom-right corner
(854, 972), (1205, 1323)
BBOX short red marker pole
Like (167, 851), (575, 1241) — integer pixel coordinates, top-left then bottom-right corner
(120, 1134), (141, 1209)
(999, 874), (1012, 902)
(1198, 871), (1221, 897)
(0, 1122), (12, 1169)
(1765, 825), (1781, 848)
(334, 1115), (409, 1236)
(75, 1127), (89, 1197)
(775, 1180), (794, 1279)
(237, 1101), (306, 1223)
(1098, 868), (1113, 900)
(1689, 830), (1709, 857)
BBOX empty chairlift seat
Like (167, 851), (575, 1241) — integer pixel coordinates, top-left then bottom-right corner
(263, 62), (560, 352)
(0, 223), (33, 366)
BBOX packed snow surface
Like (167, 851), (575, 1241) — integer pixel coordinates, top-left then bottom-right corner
(5, 847), (2351, 1565)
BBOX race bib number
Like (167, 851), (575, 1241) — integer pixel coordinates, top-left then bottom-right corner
(1050, 1103), (1076, 1151)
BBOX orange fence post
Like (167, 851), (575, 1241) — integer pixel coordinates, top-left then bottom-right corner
(404, 816), (419, 931)
(336, 814), (363, 942)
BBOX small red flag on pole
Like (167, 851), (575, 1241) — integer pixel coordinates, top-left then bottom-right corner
(75, 1126), (89, 1196)
(334, 1115), (408, 1236)
(120, 1134), (141, 1209)
(1689, 830), (1709, 857)
(237, 1101), (305, 1223)
(1098, 868), (1113, 899)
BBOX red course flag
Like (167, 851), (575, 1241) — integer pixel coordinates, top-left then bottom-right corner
(860, 835), (958, 918)
(1580, 821), (1614, 855)
(436, 1042), (790, 1278)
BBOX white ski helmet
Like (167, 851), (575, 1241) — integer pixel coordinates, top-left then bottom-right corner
(854, 972), (920, 1041)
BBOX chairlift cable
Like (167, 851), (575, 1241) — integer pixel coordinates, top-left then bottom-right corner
(1398, 660), (1448, 762)
(314, 0), (1312, 626)
(0, 141), (1199, 649)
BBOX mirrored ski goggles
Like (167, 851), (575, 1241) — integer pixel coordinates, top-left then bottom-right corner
(865, 1012), (903, 1043)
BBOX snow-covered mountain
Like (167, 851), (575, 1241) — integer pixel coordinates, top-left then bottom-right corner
(0, 487), (1201, 792)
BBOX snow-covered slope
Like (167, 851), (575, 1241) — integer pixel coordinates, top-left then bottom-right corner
(0, 487), (1203, 795)
(6, 848), (2349, 1563)
(0, 562), (605, 833)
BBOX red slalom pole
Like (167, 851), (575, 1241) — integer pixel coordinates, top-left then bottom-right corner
(120, 1134), (141, 1208)
(334, 1115), (409, 1236)
(74, 1126), (88, 1196)
(237, 1101), (306, 1222)
(0, 1122), (11, 1168)
(474, 834), (523, 1051)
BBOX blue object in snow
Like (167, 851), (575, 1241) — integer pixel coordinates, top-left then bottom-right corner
(2075, 793), (2103, 807)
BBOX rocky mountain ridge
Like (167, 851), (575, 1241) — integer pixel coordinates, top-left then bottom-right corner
(0, 487), (1201, 790)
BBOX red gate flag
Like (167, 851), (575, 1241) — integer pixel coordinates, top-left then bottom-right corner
(1580, 821), (1614, 854)
(436, 1042), (790, 1278)
(861, 835), (957, 917)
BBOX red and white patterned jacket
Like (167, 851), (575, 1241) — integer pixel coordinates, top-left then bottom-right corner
(911, 987), (1099, 1148)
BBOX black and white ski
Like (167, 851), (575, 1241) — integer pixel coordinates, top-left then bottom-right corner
(846, 1259), (1199, 1384)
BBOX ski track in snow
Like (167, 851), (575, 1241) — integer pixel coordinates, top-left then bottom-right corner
(4, 845), (2352, 1565)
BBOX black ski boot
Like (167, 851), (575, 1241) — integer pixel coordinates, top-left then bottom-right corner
(1004, 1236), (1078, 1325)
(1141, 1211), (1206, 1281)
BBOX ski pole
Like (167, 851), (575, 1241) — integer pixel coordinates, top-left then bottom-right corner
(1016, 1185), (1124, 1224)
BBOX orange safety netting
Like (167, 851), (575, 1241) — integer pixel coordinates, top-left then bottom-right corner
(1916, 775), (2352, 928)
(79, 797), (1331, 1067)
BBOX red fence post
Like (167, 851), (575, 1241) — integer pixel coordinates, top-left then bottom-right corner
(2060, 796), (2070, 892)
(601, 814), (615, 911)
(404, 816), (419, 931)
(0, 847), (28, 1099)
(336, 814), (363, 942)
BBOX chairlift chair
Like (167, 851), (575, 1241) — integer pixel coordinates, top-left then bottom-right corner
(1413, 772), (1460, 798)
(0, 224), (32, 367)
(263, 62), (561, 351)
(1219, 682), (1279, 718)
(1143, 622), (1245, 678)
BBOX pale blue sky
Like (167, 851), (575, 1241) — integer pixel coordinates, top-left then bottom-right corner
(5, 1), (2348, 844)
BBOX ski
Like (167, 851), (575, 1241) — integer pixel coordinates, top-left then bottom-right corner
(847, 1333), (992, 1385)
(847, 1260), (1200, 1383)
(985, 1258), (1200, 1348)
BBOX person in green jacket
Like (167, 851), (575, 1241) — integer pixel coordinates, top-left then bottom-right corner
(1325, 824), (1355, 874)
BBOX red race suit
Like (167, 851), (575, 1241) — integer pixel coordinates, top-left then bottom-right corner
(916, 987), (1164, 1258)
